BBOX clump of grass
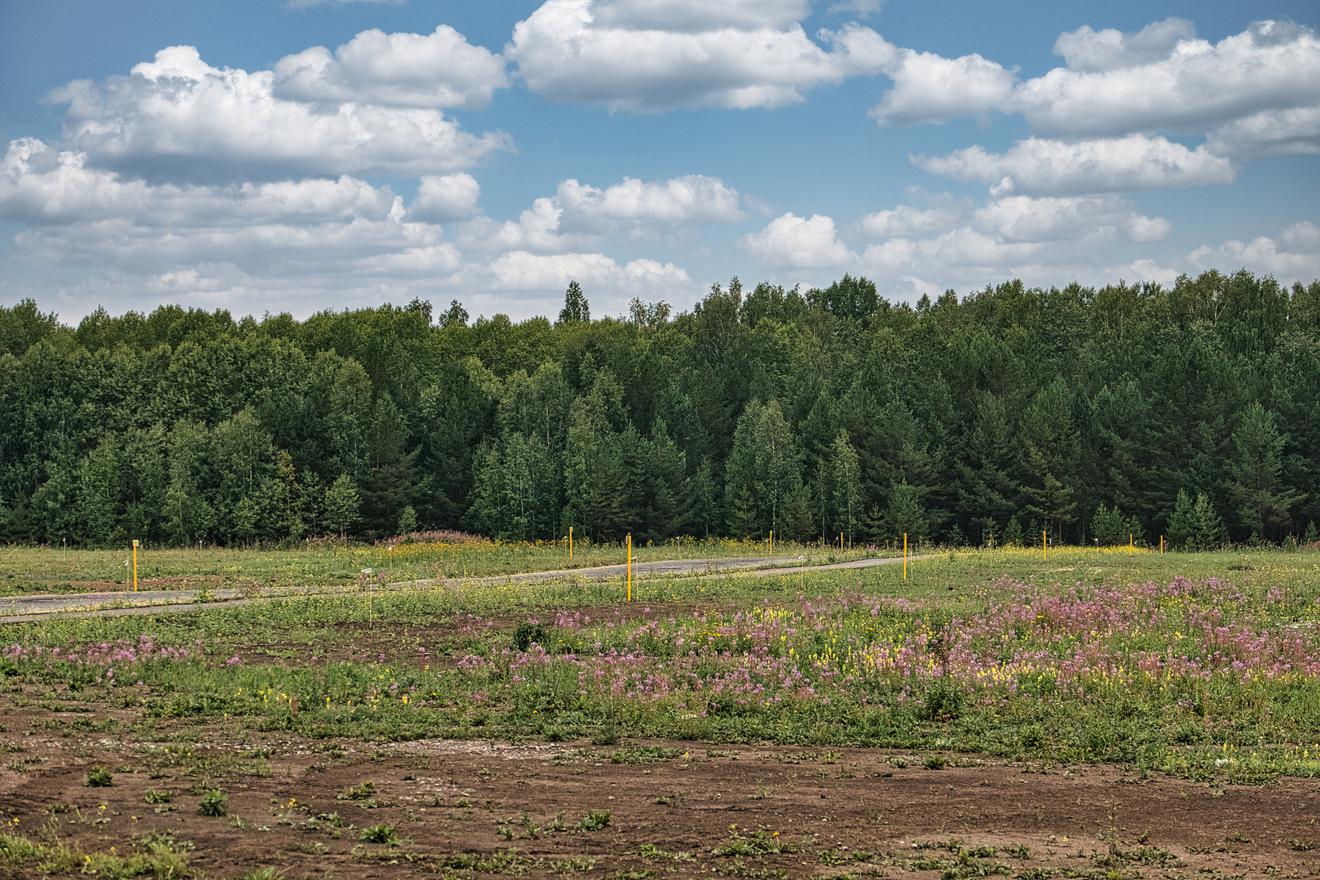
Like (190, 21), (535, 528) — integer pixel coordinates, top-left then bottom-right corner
(923, 755), (947, 770)
(338, 781), (375, 801)
(85, 766), (113, 787)
(197, 788), (227, 817)
(577, 810), (612, 831)
(715, 826), (794, 856)
(359, 824), (400, 846)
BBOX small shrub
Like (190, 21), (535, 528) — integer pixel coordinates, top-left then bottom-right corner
(337, 781), (375, 801)
(85, 766), (114, 787)
(578, 810), (612, 831)
(197, 788), (227, 817)
(143, 789), (172, 804)
(512, 622), (547, 651)
(359, 824), (400, 846)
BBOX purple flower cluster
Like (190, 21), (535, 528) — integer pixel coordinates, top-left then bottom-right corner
(4, 635), (197, 666)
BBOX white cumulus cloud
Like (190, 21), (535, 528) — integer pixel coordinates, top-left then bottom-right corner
(49, 46), (511, 182)
(1053, 18), (1196, 72)
(912, 134), (1235, 195)
(507, 0), (896, 111)
(273, 25), (510, 110)
(1013, 20), (1320, 138)
(741, 213), (855, 268)
(870, 50), (1015, 124)
(409, 174), (482, 223)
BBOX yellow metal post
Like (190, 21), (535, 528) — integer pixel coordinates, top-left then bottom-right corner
(626, 533), (632, 603)
(1129, 532), (1134, 556)
(839, 532), (843, 550)
(131, 539), (139, 592)
(769, 530), (774, 554)
(1160, 534), (1165, 554)
(1042, 529), (1048, 560)
(569, 526), (573, 561)
(902, 532), (908, 581)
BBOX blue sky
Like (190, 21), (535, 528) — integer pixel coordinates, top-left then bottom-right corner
(1, 0), (1318, 322)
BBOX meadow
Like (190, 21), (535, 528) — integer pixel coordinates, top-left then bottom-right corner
(1, 546), (1318, 878)
(0, 536), (865, 598)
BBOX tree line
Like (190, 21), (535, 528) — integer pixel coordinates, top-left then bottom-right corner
(1, 269), (1317, 549)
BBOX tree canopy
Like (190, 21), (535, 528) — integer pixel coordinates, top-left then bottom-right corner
(2, 270), (1317, 548)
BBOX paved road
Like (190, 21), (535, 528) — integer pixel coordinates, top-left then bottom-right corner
(0, 554), (916, 624)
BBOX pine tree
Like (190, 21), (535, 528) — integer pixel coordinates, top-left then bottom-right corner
(1227, 401), (1301, 541)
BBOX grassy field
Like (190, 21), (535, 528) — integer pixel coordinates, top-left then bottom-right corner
(0, 537), (871, 597)
(1, 546), (1318, 878)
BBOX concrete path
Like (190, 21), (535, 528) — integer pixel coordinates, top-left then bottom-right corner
(0, 554), (916, 624)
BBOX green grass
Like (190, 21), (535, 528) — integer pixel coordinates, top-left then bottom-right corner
(0, 537), (870, 598)
(2, 547), (1317, 784)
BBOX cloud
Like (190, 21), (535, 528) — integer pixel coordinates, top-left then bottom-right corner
(555, 175), (743, 225)
(1186, 222), (1320, 280)
(828, 0), (883, 17)
(972, 195), (1169, 243)
(740, 213), (855, 268)
(49, 46), (511, 182)
(1052, 18), (1196, 72)
(859, 203), (961, 237)
(273, 25), (509, 110)
(913, 134), (1235, 195)
(1013, 20), (1320, 138)
(409, 173), (481, 223)
(589, 0), (810, 32)
(1206, 106), (1320, 157)
(870, 49), (1015, 124)
(456, 173), (743, 251)
(480, 250), (689, 292)
(507, 0), (895, 111)
(1, 138), (399, 226)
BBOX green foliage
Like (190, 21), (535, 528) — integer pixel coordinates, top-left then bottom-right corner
(85, 765), (113, 787)
(4, 272), (1319, 547)
(1167, 490), (1227, 551)
(1091, 502), (1141, 546)
(197, 788), (227, 817)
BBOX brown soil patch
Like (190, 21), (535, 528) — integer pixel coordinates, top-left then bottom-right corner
(1, 708), (1316, 880)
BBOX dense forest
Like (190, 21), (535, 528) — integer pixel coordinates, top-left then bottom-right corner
(1, 270), (1318, 550)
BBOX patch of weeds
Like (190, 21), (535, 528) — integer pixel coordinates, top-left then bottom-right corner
(591, 723), (621, 746)
(197, 788), (228, 817)
(337, 780), (376, 801)
(577, 810), (612, 831)
(143, 789), (173, 805)
(714, 860), (787, 879)
(1004, 844), (1031, 859)
(359, 824), (400, 846)
(610, 746), (681, 764)
(1287, 839), (1314, 852)
(640, 843), (693, 862)
(237, 870), (285, 880)
(923, 754), (948, 770)
(85, 765), (114, 787)
(512, 622), (547, 651)
(440, 849), (534, 873)
(715, 826), (794, 856)
(1093, 844), (1181, 868)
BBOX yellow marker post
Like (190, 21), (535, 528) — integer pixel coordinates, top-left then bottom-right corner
(1129, 532), (1134, 556)
(131, 539), (139, 592)
(1160, 534), (1165, 554)
(625, 533), (633, 603)
(569, 526), (573, 561)
(902, 532), (908, 581)
(769, 530), (774, 554)
(839, 532), (843, 551)
(1042, 529), (1048, 561)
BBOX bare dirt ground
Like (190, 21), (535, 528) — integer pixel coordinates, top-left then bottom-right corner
(1, 703), (1316, 879)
